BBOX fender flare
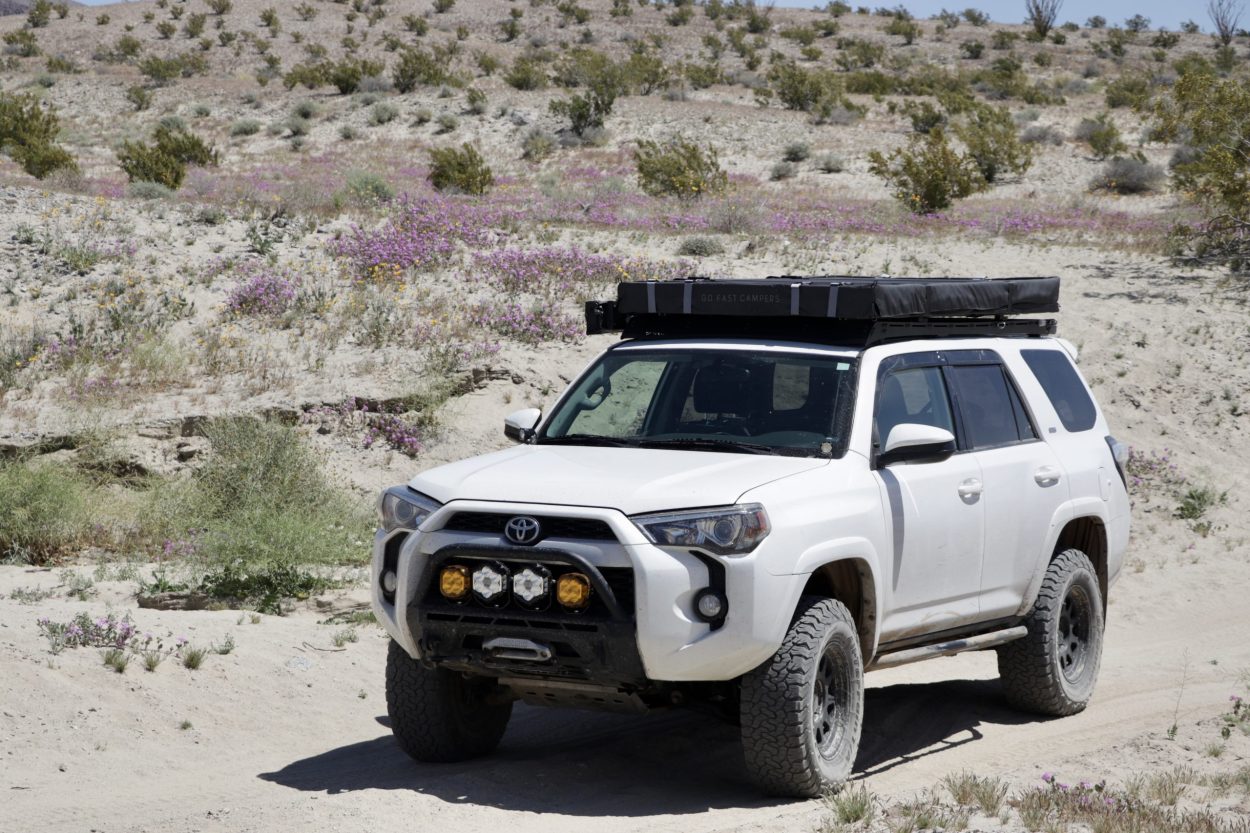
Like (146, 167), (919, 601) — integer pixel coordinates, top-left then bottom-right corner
(1016, 498), (1110, 617)
(773, 537), (885, 661)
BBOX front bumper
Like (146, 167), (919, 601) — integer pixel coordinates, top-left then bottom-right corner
(371, 500), (797, 683)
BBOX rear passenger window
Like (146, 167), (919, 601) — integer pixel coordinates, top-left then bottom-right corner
(1021, 349), (1097, 432)
(946, 364), (1036, 450)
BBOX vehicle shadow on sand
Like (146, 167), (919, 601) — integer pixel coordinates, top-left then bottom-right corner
(259, 677), (1044, 813)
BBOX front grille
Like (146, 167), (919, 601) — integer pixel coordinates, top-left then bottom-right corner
(442, 512), (616, 542)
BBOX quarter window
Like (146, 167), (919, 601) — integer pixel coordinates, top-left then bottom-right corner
(1021, 349), (1097, 432)
(946, 364), (1035, 450)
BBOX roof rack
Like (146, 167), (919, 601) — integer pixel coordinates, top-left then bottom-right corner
(585, 276), (1059, 346)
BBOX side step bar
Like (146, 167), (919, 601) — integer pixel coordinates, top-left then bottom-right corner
(868, 626), (1028, 671)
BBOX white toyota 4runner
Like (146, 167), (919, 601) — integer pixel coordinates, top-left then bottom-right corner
(371, 276), (1130, 797)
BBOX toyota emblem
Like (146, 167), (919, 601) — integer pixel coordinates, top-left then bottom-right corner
(504, 516), (542, 545)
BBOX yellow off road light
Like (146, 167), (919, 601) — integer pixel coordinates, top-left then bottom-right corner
(439, 565), (470, 601)
(556, 572), (592, 611)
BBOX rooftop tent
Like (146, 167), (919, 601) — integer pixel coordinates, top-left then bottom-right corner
(586, 276), (1060, 346)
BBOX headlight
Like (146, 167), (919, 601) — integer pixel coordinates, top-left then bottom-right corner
(377, 487), (442, 533)
(632, 503), (770, 556)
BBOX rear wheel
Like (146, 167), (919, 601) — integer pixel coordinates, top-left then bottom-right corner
(740, 597), (864, 797)
(385, 639), (512, 762)
(998, 548), (1104, 716)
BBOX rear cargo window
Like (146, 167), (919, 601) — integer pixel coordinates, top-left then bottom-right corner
(1021, 349), (1097, 432)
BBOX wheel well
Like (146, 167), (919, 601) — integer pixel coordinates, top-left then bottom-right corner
(1054, 516), (1108, 611)
(801, 559), (877, 664)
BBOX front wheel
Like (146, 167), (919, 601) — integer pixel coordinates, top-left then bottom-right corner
(997, 548), (1105, 716)
(740, 597), (865, 798)
(385, 640), (512, 762)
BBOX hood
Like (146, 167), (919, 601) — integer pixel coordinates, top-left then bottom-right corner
(410, 444), (829, 516)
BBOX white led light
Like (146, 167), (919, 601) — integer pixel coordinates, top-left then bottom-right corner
(472, 564), (508, 602)
(697, 591), (725, 620)
(512, 567), (549, 604)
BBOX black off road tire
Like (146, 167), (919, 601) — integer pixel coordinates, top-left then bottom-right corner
(998, 548), (1104, 717)
(385, 639), (512, 762)
(740, 597), (864, 798)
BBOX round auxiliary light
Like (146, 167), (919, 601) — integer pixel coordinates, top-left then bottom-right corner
(512, 565), (552, 608)
(695, 589), (727, 622)
(439, 565), (469, 601)
(381, 570), (398, 596)
(555, 572), (592, 611)
(472, 562), (510, 606)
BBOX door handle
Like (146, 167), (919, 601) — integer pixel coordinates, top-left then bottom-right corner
(1034, 465), (1062, 486)
(958, 478), (983, 499)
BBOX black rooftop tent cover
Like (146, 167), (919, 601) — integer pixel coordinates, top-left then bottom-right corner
(586, 276), (1060, 346)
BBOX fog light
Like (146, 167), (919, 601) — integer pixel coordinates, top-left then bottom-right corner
(381, 569), (398, 595)
(512, 565), (551, 608)
(695, 589), (726, 621)
(555, 572), (591, 611)
(439, 565), (469, 601)
(472, 562), (509, 606)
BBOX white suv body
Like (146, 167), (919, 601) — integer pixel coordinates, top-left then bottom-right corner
(372, 283), (1130, 797)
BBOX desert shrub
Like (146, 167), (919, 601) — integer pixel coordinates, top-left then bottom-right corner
(117, 125), (218, 189)
(549, 57), (624, 136)
(208, 0), (232, 14)
(230, 119), (261, 136)
(127, 181), (175, 200)
(765, 61), (854, 116)
(903, 99), (947, 133)
(867, 128), (987, 213)
(677, 236), (725, 256)
(45, 55), (79, 73)
(667, 5), (693, 25)
(3, 30), (41, 57)
(147, 418), (370, 612)
(283, 61), (326, 90)
(1090, 157), (1164, 194)
(1105, 73), (1150, 109)
(0, 459), (93, 565)
(329, 58), (384, 94)
(991, 30), (1017, 49)
(834, 38), (885, 69)
(1153, 68), (1250, 270)
(962, 8), (989, 25)
(368, 102), (399, 125)
(184, 12), (206, 38)
(883, 16), (921, 43)
(816, 152), (845, 172)
(770, 160), (798, 180)
(26, 0), (52, 27)
(953, 103), (1033, 182)
(1021, 124), (1064, 145)
(1075, 113), (1127, 159)
(434, 0), (455, 12)
(0, 92), (78, 180)
(504, 56), (548, 90)
(125, 85), (152, 111)
(427, 144), (494, 194)
(633, 138), (728, 199)
(1024, 0), (1061, 38)
(392, 46), (448, 92)
(783, 142), (811, 162)
(435, 114), (459, 133)
(960, 40), (984, 58)
(521, 127), (557, 161)
(342, 170), (395, 206)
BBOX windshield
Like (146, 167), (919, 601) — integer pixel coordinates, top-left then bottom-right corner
(538, 347), (858, 457)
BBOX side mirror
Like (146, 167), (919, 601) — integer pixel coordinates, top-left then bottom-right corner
(504, 408), (542, 443)
(878, 424), (956, 467)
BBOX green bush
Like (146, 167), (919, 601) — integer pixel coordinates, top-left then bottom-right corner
(328, 58), (384, 94)
(1104, 73), (1150, 109)
(953, 103), (1033, 183)
(1090, 157), (1164, 194)
(230, 119), (261, 136)
(0, 459), (93, 565)
(0, 92), (78, 180)
(504, 56), (548, 90)
(549, 57), (624, 136)
(633, 138), (728, 200)
(677, 236), (725, 256)
(765, 61), (854, 116)
(368, 101), (399, 125)
(3, 30), (41, 57)
(961, 40), (984, 58)
(1153, 69), (1250, 271)
(1074, 113), (1126, 160)
(428, 143), (494, 194)
(868, 128), (987, 213)
(902, 99), (946, 133)
(521, 127), (557, 161)
(117, 125), (218, 189)
(884, 16), (920, 43)
(392, 46), (448, 92)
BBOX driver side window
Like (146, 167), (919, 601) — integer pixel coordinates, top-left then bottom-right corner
(874, 366), (954, 449)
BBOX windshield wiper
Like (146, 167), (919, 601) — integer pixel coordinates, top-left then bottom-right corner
(537, 433), (633, 447)
(636, 438), (775, 455)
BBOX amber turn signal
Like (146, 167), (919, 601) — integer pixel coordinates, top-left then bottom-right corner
(555, 572), (591, 610)
(439, 565), (470, 600)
